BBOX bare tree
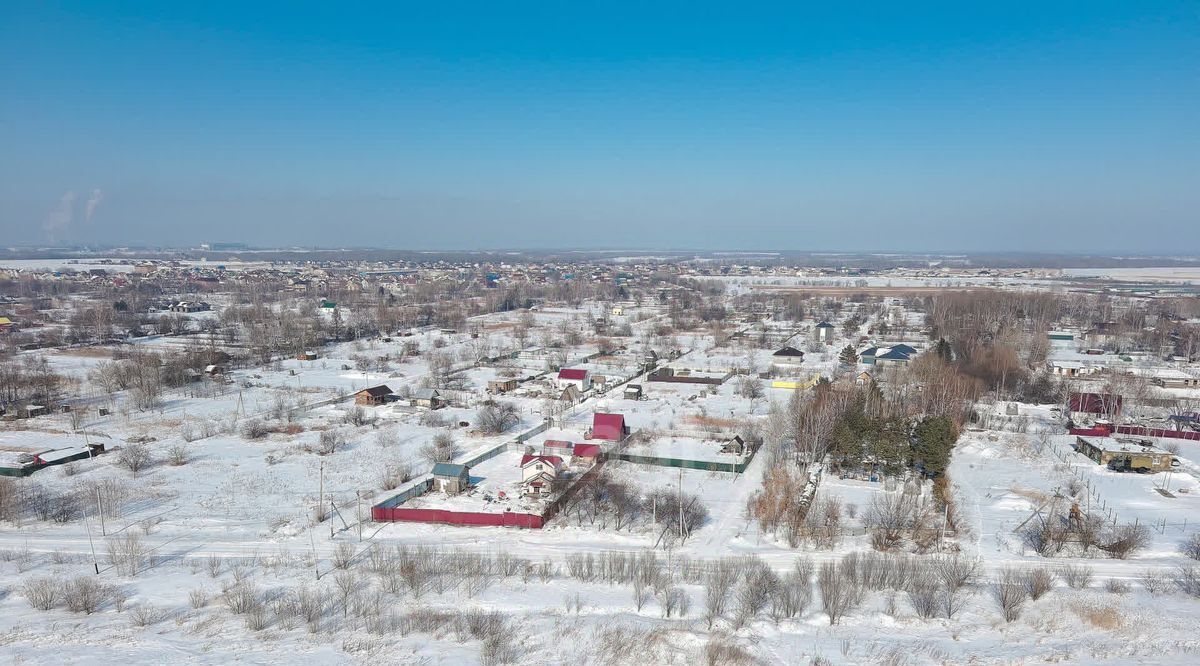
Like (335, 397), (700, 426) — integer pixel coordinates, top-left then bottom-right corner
(992, 567), (1028, 622)
(818, 561), (858, 625)
(116, 443), (152, 475)
(166, 442), (191, 466)
(704, 558), (739, 629)
(477, 401), (520, 434)
(734, 557), (779, 628)
(420, 430), (459, 464)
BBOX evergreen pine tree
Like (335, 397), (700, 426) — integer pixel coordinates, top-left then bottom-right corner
(838, 344), (858, 366)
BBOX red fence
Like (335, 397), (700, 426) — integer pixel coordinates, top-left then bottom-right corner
(1115, 425), (1200, 441)
(1069, 427), (1113, 437)
(1068, 424), (1200, 441)
(370, 506), (544, 528)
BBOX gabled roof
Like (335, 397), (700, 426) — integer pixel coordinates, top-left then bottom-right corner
(859, 346), (879, 357)
(520, 454), (564, 468)
(431, 462), (468, 478)
(877, 347), (914, 361)
(558, 368), (589, 381)
(816, 321), (835, 328)
(523, 471), (555, 487)
(572, 443), (602, 458)
(358, 385), (393, 397)
(412, 388), (440, 400)
(592, 413), (626, 441)
(773, 346), (804, 357)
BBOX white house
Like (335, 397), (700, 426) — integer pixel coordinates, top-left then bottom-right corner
(556, 368), (592, 392)
(520, 454), (565, 496)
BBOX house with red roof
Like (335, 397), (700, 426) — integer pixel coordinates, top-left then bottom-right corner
(520, 454), (565, 496)
(591, 413), (628, 441)
(571, 443), (602, 465)
(556, 368), (592, 392)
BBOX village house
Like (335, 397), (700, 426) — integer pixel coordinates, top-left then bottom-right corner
(556, 368), (592, 392)
(815, 321), (835, 343)
(168, 300), (211, 313)
(410, 388), (445, 409)
(571, 443), (602, 466)
(487, 378), (519, 394)
(720, 435), (747, 455)
(432, 462), (471, 494)
(771, 346), (805, 369)
(558, 384), (581, 404)
(355, 384), (393, 406)
(1150, 369), (1200, 389)
(623, 384), (643, 400)
(520, 454), (564, 496)
(590, 412), (628, 441)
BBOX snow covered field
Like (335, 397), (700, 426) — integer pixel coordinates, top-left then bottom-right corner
(2, 296), (1200, 665)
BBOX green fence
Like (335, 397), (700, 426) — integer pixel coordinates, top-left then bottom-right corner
(603, 452), (750, 474)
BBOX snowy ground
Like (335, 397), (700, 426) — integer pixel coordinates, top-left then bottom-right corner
(3, 303), (1200, 664)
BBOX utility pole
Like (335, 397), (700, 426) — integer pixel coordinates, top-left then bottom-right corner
(84, 515), (100, 575)
(678, 466), (684, 541)
(356, 491), (363, 542)
(95, 487), (107, 536)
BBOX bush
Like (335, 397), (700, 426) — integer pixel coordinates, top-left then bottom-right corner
(1139, 569), (1172, 595)
(188, 588), (209, 608)
(1057, 564), (1094, 589)
(240, 419), (270, 440)
(1104, 578), (1130, 594)
(116, 443), (152, 474)
(166, 442), (191, 466)
(317, 430), (344, 455)
(63, 577), (111, 614)
(22, 577), (59, 611)
(1022, 566), (1055, 600)
(1181, 533), (1200, 561)
(992, 567), (1028, 623)
(106, 532), (147, 577)
(1174, 565), (1200, 598)
(1102, 523), (1150, 559)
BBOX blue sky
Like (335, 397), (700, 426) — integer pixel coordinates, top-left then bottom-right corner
(1, 2), (1197, 251)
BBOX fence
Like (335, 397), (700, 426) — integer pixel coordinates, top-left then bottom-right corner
(1069, 424), (1200, 441)
(373, 478), (434, 510)
(370, 419), (558, 527)
(370, 505), (544, 528)
(1115, 425), (1200, 441)
(646, 369), (731, 386)
(602, 452), (750, 473)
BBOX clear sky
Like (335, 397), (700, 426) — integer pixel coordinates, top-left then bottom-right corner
(1, 2), (1197, 252)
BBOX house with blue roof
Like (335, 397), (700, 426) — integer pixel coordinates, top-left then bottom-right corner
(432, 462), (470, 494)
